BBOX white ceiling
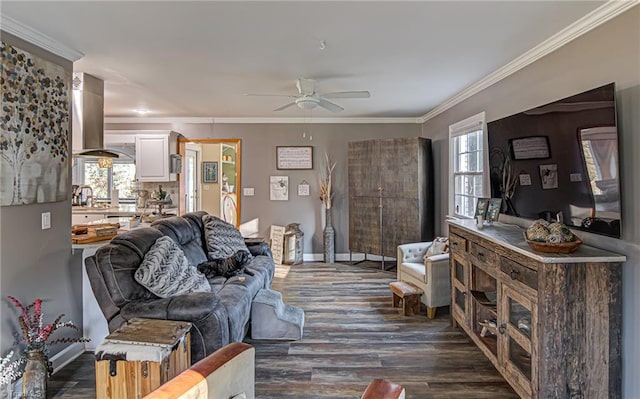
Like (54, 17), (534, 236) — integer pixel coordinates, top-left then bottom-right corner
(1, 1), (608, 119)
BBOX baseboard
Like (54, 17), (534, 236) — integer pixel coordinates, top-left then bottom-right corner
(301, 253), (396, 262)
(50, 342), (85, 374)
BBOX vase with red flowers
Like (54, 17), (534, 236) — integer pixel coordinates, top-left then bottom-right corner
(7, 296), (89, 399)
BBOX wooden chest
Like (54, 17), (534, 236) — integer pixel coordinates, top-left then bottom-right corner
(95, 318), (191, 399)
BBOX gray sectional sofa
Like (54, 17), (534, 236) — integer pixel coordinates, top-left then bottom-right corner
(85, 211), (275, 363)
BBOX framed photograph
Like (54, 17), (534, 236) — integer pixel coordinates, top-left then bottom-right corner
(202, 161), (218, 183)
(270, 176), (289, 201)
(475, 198), (490, 218)
(509, 136), (551, 160)
(539, 164), (558, 189)
(276, 146), (313, 170)
(486, 198), (503, 222)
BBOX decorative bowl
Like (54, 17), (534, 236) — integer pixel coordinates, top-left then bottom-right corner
(523, 232), (582, 254)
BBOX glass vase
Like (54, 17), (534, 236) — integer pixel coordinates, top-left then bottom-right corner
(22, 349), (48, 399)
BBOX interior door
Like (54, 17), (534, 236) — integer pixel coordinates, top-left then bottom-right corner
(185, 148), (199, 213)
(178, 139), (241, 226)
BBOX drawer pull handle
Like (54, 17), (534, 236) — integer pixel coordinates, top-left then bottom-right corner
(498, 324), (506, 335)
(452, 242), (459, 249)
(510, 269), (520, 280)
(477, 252), (485, 261)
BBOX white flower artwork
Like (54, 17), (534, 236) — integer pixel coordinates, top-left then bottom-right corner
(270, 176), (288, 201)
(0, 41), (70, 206)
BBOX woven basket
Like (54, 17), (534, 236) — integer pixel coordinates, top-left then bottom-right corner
(523, 232), (582, 254)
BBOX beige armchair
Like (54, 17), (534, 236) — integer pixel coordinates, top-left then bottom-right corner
(397, 242), (451, 319)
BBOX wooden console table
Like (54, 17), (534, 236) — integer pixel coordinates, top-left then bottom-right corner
(448, 219), (625, 398)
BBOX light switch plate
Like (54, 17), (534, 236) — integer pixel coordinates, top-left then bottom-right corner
(41, 212), (51, 230)
(243, 187), (255, 196)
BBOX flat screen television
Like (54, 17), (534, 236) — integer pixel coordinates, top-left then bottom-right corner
(487, 83), (621, 238)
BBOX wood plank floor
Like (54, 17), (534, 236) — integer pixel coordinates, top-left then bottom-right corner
(48, 262), (518, 398)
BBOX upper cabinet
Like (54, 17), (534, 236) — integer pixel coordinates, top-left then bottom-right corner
(104, 130), (180, 182)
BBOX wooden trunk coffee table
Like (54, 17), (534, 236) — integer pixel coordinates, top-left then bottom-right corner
(95, 318), (191, 399)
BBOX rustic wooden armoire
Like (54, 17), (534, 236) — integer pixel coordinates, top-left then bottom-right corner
(348, 137), (434, 263)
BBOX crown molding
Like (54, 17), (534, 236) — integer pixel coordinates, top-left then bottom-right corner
(1, 15), (84, 61)
(418, 0), (639, 123)
(105, 116), (420, 124)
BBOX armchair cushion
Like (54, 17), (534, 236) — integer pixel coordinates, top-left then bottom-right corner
(134, 236), (210, 298)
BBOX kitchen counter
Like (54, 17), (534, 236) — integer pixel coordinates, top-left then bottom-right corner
(73, 203), (179, 216)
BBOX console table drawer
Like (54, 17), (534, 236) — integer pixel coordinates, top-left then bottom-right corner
(500, 257), (538, 290)
(450, 233), (467, 252)
(469, 241), (497, 268)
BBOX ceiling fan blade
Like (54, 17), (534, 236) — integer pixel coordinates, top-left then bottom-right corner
(244, 93), (297, 98)
(318, 98), (344, 113)
(274, 102), (297, 111)
(321, 91), (370, 99)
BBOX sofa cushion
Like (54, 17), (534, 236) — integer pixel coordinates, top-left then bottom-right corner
(202, 215), (251, 260)
(135, 236), (210, 298)
(197, 251), (252, 279)
(152, 216), (208, 266)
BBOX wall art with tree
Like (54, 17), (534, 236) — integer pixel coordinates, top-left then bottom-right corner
(0, 41), (70, 206)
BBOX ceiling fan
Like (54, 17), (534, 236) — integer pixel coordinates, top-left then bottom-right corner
(245, 78), (370, 112)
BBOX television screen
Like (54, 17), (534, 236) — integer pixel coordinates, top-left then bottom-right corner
(487, 83), (621, 238)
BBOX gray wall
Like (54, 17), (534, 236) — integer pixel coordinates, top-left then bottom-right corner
(0, 32), (82, 358)
(421, 7), (639, 397)
(105, 122), (421, 255)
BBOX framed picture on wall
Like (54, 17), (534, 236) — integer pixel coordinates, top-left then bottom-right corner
(203, 161), (218, 183)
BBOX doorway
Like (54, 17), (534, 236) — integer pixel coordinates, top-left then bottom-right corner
(185, 146), (200, 213)
(178, 138), (241, 226)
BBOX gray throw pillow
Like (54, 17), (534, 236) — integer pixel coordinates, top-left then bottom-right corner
(202, 215), (252, 260)
(135, 236), (210, 298)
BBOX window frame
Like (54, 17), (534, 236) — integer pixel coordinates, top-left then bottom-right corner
(449, 112), (489, 219)
(78, 158), (137, 202)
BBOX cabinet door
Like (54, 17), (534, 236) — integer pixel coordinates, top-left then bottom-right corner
(136, 135), (169, 181)
(349, 196), (380, 254)
(381, 197), (419, 258)
(379, 137), (419, 198)
(348, 140), (380, 197)
(450, 252), (470, 327)
(498, 284), (536, 398)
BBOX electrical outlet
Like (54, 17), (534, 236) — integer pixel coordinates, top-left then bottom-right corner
(570, 173), (583, 182)
(243, 187), (255, 196)
(41, 212), (51, 230)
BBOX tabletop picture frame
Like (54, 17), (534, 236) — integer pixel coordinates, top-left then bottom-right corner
(276, 146), (313, 170)
(475, 198), (490, 218)
(486, 198), (503, 222)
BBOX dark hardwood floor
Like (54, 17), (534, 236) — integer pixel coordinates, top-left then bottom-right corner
(49, 261), (517, 398)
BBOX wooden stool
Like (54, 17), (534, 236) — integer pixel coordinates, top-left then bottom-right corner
(390, 281), (423, 316)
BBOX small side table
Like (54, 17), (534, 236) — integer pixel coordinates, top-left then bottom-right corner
(390, 281), (424, 316)
(95, 318), (191, 399)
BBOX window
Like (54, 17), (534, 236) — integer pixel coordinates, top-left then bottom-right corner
(81, 159), (136, 201)
(449, 112), (488, 218)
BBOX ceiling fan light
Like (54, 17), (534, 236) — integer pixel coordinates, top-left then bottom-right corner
(295, 97), (319, 110)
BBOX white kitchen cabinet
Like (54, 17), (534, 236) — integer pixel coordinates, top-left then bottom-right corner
(72, 213), (106, 225)
(135, 132), (178, 182)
